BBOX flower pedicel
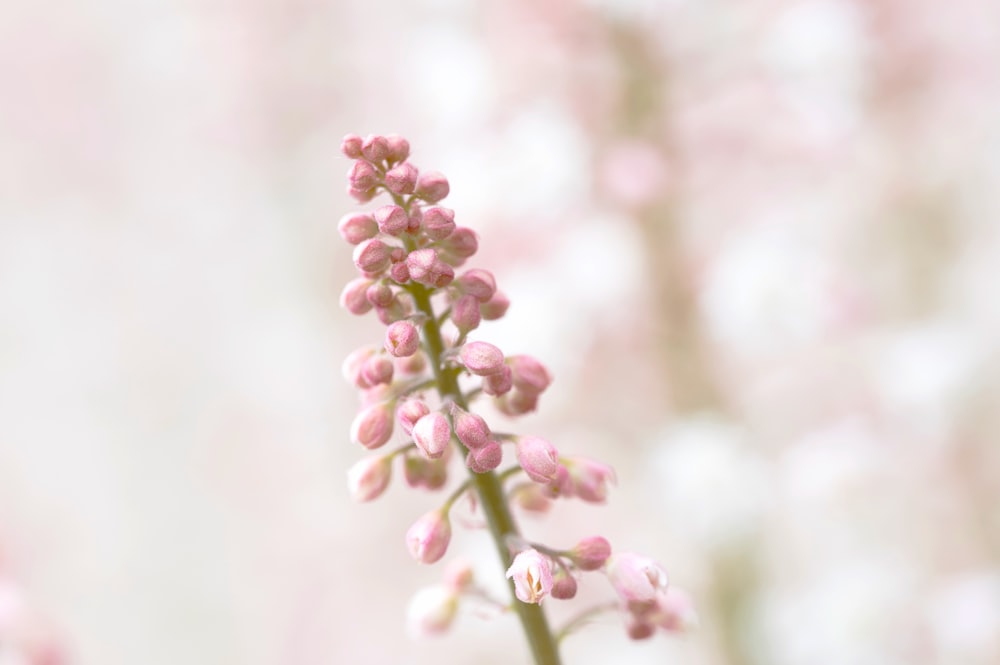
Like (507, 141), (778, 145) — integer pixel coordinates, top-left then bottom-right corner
(337, 133), (694, 664)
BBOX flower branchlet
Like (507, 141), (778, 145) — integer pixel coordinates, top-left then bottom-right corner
(337, 134), (693, 661)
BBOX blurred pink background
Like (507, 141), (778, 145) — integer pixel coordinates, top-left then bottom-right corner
(2, 1), (999, 663)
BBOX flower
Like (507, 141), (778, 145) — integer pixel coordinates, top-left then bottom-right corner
(506, 549), (554, 604)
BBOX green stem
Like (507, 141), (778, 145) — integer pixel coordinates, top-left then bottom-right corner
(409, 283), (563, 665)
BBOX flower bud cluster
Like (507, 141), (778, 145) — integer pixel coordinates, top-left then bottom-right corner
(337, 134), (690, 649)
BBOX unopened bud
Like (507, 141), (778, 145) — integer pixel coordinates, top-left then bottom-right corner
(361, 134), (390, 162)
(422, 207), (455, 240)
(482, 365), (513, 396)
(451, 294), (481, 333)
(571, 536), (612, 571)
(415, 171), (450, 202)
(480, 290), (510, 320)
(340, 278), (374, 315)
(510, 355), (552, 395)
(413, 412), (451, 459)
(340, 134), (363, 159)
(465, 440), (502, 473)
(456, 269), (496, 303)
(396, 399), (431, 436)
(406, 509), (452, 564)
(348, 160), (379, 191)
(350, 402), (394, 449)
(360, 354), (394, 386)
(459, 341), (505, 376)
(452, 407), (491, 449)
(551, 568), (578, 600)
(347, 455), (392, 502)
(385, 320), (420, 357)
(374, 204), (409, 236)
(337, 212), (378, 245)
(385, 134), (411, 164)
(385, 162), (418, 195)
(516, 436), (559, 483)
(353, 238), (392, 274)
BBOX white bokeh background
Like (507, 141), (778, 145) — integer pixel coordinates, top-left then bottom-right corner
(2, 1), (999, 664)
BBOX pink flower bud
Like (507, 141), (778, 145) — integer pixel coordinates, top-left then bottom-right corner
(348, 160), (379, 190)
(361, 134), (390, 162)
(571, 536), (612, 571)
(385, 134), (411, 164)
(605, 553), (668, 603)
(339, 277), (374, 315)
(413, 412), (451, 459)
(451, 294), (482, 333)
(353, 238), (392, 274)
(346, 455), (392, 502)
(396, 399), (431, 436)
(374, 204), (409, 236)
(446, 227), (478, 257)
(480, 290), (510, 320)
(542, 464), (573, 499)
(360, 354), (394, 386)
(452, 407), (491, 449)
(406, 248), (455, 288)
(348, 186), (377, 203)
(509, 355), (552, 395)
(415, 171), (450, 202)
(459, 341), (505, 376)
(389, 261), (410, 283)
(482, 365), (513, 396)
(406, 509), (451, 564)
(422, 207), (456, 240)
(342, 346), (376, 387)
(385, 320), (420, 357)
(516, 436), (559, 483)
(566, 457), (616, 503)
(406, 586), (458, 637)
(384, 162), (418, 195)
(551, 568), (578, 600)
(505, 549), (554, 604)
(365, 282), (394, 307)
(465, 440), (502, 473)
(337, 212), (378, 245)
(495, 388), (539, 416)
(340, 133), (363, 159)
(456, 269), (497, 303)
(350, 402), (394, 449)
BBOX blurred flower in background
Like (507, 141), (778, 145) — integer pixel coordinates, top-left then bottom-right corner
(1, 0), (998, 664)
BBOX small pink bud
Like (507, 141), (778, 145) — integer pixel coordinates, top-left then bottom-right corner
(346, 454), (392, 502)
(542, 464), (573, 499)
(340, 277), (374, 315)
(397, 399), (431, 436)
(385, 320), (420, 357)
(442, 227), (478, 259)
(348, 160), (379, 190)
(415, 170), (450, 202)
(482, 365), (513, 396)
(337, 212), (378, 245)
(506, 549), (554, 604)
(340, 133), (363, 159)
(406, 586), (458, 637)
(567, 457), (616, 503)
(360, 354), (394, 386)
(365, 282), (394, 307)
(374, 204), (409, 236)
(406, 509), (452, 564)
(452, 407), (491, 450)
(516, 436), (560, 483)
(571, 536), (612, 571)
(480, 290), (510, 320)
(606, 553), (668, 603)
(456, 269), (497, 303)
(451, 294), (482, 333)
(413, 412), (452, 459)
(465, 440), (502, 473)
(443, 559), (475, 592)
(389, 261), (410, 283)
(495, 388), (539, 416)
(459, 341), (505, 376)
(361, 134), (390, 162)
(384, 162), (418, 195)
(342, 346), (376, 387)
(422, 207), (456, 240)
(551, 568), (578, 600)
(348, 186), (377, 203)
(385, 134), (411, 164)
(406, 249), (455, 288)
(510, 355), (552, 395)
(350, 402), (394, 449)
(353, 239), (392, 274)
